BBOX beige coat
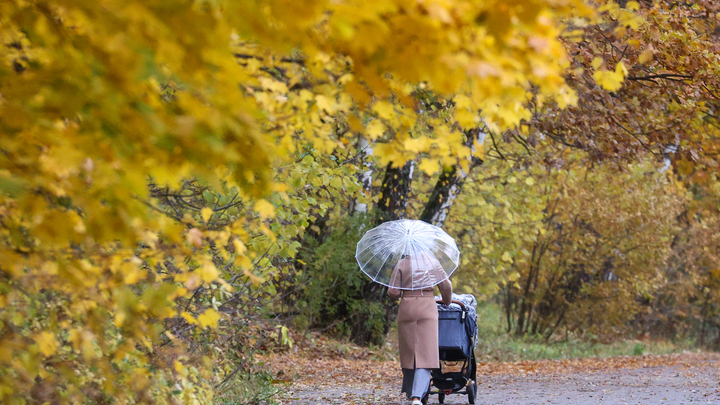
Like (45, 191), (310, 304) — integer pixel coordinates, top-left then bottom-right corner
(388, 257), (453, 369)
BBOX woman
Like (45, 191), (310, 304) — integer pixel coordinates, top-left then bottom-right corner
(388, 253), (453, 405)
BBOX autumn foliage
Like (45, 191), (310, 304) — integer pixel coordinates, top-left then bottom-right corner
(2, 0), (720, 404)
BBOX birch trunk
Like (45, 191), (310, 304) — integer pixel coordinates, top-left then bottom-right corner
(350, 136), (374, 214)
(419, 127), (486, 227)
(376, 160), (415, 224)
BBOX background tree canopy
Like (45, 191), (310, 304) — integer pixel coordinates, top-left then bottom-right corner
(2, 0), (720, 403)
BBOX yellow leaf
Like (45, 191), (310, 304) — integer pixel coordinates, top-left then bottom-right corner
(418, 159), (441, 175)
(181, 311), (198, 325)
(372, 101), (395, 120)
(627, 39), (641, 49)
(525, 177), (536, 186)
(174, 360), (188, 376)
(114, 312), (126, 328)
(170, 287), (188, 300)
(454, 109), (477, 128)
(616, 61), (628, 76)
(315, 95), (336, 114)
(593, 62), (627, 92)
(34, 331), (58, 357)
(197, 309), (221, 328)
(347, 114), (363, 132)
(259, 77), (288, 93)
(235, 255), (253, 270)
(198, 260), (219, 283)
(502, 251), (513, 263)
(272, 182), (289, 193)
(122, 258), (147, 285)
(404, 136), (432, 153)
(233, 239), (247, 255)
(454, 95), (472, 109)
(366, 120), (385, 140)
(201, 207), (213, 223)
(254, 199), (275, 219)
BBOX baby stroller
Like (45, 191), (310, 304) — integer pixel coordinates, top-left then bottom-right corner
(426, 294), (478, 404)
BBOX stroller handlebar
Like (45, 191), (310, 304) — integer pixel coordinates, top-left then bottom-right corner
(436, 299), (466, 310)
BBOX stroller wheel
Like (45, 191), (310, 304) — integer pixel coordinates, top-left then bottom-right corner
(467, 381), (477, 404)
(438, 392), (445, 404)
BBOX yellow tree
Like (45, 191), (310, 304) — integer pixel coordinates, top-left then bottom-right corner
(1, 0), (598, 403)
(443, 0), (720, 343)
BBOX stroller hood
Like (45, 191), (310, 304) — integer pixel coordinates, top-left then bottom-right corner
(436, 293), (478, 322)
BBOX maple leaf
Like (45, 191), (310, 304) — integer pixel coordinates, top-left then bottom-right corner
(594, 62), (628, 91)
(197, 309), (221, 328)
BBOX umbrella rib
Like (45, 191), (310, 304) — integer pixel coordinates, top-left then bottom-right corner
(355, 236), (401, 265)
(356, 234), (397, 255)
(356, 240), (400, 281)
(372, 248), (397, 281)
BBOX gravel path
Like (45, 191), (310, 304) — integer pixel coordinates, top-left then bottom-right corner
(280, 353), (720, 405)
(472, 362), (720, 405)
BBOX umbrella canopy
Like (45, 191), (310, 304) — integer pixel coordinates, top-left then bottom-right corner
(355, 219), (460, 290)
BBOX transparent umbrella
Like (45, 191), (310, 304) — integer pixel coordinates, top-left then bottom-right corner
(355, 219), (460, 290)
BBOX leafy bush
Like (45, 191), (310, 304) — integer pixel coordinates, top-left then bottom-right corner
(292, 214), (398, 346)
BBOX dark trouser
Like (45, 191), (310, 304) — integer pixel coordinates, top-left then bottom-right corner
(401, 368), (431, 399)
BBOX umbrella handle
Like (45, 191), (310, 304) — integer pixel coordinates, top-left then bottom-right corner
(436, 299), (466, 311)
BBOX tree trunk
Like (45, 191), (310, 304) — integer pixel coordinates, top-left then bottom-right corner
(516, 262), (536, 335)
(419, 127), (485, 227)
(350, 136), (374, 214)
(376, 161), (415, 224)
(504, 284), (514, 333)
(544, 310), (566, 341)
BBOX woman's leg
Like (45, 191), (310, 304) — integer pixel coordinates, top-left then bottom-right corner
(401, 368), (414, 399)
(410, 368), (431, 399)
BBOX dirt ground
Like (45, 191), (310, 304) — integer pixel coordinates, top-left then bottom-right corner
(275, 353), (720, 405)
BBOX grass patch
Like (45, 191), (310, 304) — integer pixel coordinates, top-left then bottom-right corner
(474, 302), (696, 362)
(213, 369), (284, 405)
(259, 301), (700, 375)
